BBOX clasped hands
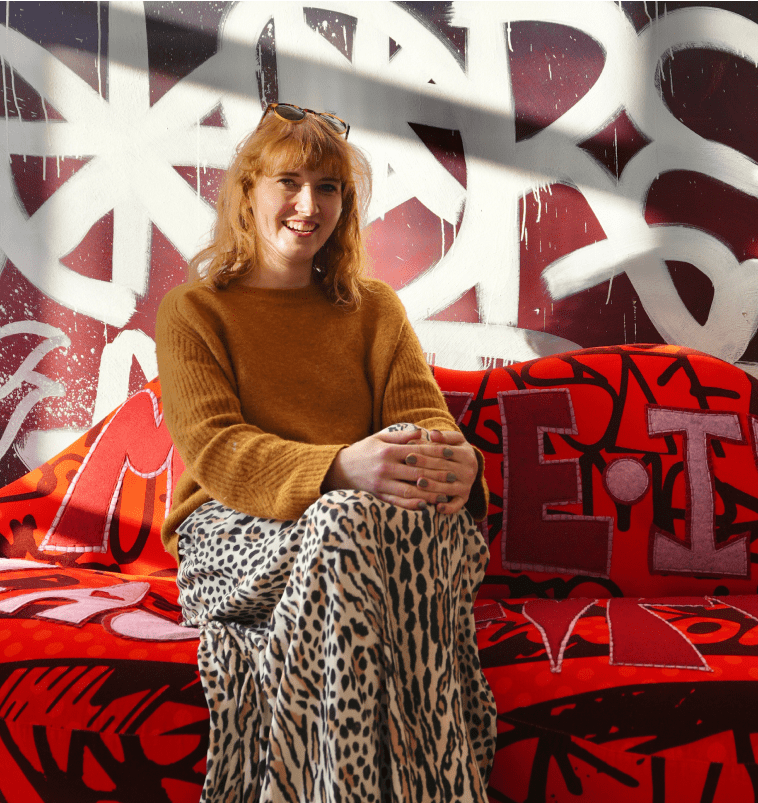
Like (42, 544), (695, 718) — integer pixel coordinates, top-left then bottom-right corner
(322, 425), (478, 515)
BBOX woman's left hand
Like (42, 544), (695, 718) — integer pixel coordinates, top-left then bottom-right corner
(404, 430), (478, 515)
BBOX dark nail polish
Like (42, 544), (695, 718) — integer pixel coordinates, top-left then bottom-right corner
(436, 494), (448, 503)
(405, 454), (417, 465)
(418, 478), (429, 488)
(446, 472), (456, 483)
(443, 447), (454, 458)
(418, 500), (427, 509)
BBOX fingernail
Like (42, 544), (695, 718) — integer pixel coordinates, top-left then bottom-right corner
(418, 478), (429, 488)
(436, 494), (448, 503)
(443, 447), (454, 458)
(417, 500), (427, 509)
(405, 454), (417, 465)
(446, 472), (456, 483)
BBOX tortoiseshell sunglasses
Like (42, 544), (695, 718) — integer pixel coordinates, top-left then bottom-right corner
(265, 103), (350, 139)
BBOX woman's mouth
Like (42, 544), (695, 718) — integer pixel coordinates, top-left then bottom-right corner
(284, 221), (318, 234)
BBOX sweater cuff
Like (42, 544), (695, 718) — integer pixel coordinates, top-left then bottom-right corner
(282, 444), (349, 519)
(464, 446), (489, 522)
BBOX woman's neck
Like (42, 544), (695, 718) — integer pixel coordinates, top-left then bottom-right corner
(242, 260), (314, 289)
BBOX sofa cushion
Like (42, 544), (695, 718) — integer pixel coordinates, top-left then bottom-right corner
(434, 344), (758, 599)
(3, 343), (758, 803)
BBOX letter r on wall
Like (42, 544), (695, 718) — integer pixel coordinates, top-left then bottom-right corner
(498, 389), (613, 577)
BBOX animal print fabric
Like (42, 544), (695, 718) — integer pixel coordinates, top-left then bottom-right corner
(176, 489), (496, 803)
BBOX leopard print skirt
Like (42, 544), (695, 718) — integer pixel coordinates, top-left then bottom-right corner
(177, 489), (496, 803)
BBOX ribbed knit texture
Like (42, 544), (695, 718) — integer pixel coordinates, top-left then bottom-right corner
(156, 278), (488, 562)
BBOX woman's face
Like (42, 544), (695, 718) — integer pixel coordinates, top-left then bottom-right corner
(250, 165), (343, 284)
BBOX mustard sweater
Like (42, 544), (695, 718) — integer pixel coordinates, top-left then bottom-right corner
(155, 278), (488, 562)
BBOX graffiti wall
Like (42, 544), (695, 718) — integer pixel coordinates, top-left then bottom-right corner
(1, 0), (757, 488)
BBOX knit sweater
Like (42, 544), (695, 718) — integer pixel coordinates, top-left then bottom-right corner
(155, 278), (488, 562)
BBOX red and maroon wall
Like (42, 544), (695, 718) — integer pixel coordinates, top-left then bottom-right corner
(1, 0), (757, 489)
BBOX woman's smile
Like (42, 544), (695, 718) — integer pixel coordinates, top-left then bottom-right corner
(283, 220), (318, 234)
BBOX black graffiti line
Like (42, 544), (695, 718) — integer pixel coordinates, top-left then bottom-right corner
(113, 685), (170, 734)
(511, 723), (640, 800)
(700, 763), (724, 803)
(72, 665), (113, 706)
(659, 357), (741, 410)
(0, 668), (27, 719)
(45, 664), (93, 714)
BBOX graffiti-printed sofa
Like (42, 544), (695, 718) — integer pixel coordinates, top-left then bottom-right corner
(2, 344), (758, 803)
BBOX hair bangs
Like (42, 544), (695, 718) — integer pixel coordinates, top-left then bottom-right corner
(259, 121), (349, 182)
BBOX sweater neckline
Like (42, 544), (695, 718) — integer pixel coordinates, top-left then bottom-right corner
(226, 281), (323, 302)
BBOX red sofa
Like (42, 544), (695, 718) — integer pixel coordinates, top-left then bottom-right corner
(2, 344), (758, 802)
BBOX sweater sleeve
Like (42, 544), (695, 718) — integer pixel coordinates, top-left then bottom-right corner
(378, 299), (489, 522)
(156, 289), (345, 522)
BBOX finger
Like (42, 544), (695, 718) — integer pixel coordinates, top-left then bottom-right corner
(436, 496), (466, 515)
(381, 478), (446, 506)
(429, 429), (466, 445)
(380, 460), (452, 488)
(373, 491), (431, 511)
(400, 462), (460, 486)
(415, 469), (459, 487)
(405, 443), (465, 464)
(415, 476), (468, 501)
(404, 453), (474, 485)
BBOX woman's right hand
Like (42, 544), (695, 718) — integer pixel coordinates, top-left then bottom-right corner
(322, 426), (435, 510)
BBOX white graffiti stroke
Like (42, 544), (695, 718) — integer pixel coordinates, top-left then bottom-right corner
(1, 1), (576, 367)
(0, 2), (229, 327)
(0, 321), (69, 460)
(516, 3), (758, 363)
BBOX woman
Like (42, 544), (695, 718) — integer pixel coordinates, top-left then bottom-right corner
(156, 103), (496, 803)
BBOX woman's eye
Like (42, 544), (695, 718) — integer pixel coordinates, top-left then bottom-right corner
(319, 184), (339, 194)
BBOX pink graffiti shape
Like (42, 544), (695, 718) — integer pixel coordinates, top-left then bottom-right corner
(0, 581), (149, 625)
(647, 406), (748, 578)
(106, 609), (199, 641)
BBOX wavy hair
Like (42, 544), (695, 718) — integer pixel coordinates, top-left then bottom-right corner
(189, 109), (373, 308)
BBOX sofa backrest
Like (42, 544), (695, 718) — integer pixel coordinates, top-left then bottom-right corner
(3, 344), (758, 598)
(433, 344), (758, 599)
(0, 376), (182, 576)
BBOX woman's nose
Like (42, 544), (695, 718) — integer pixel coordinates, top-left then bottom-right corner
(295, 186), (318, 215)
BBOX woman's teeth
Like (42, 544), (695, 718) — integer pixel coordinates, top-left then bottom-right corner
(285, 222), (316, 232)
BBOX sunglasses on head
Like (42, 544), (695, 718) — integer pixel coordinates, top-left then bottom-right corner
(265, 103), (350, 139)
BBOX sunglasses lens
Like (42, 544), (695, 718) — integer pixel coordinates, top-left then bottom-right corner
(275, 104), (307, 121)
(320, 114), (347, 134)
